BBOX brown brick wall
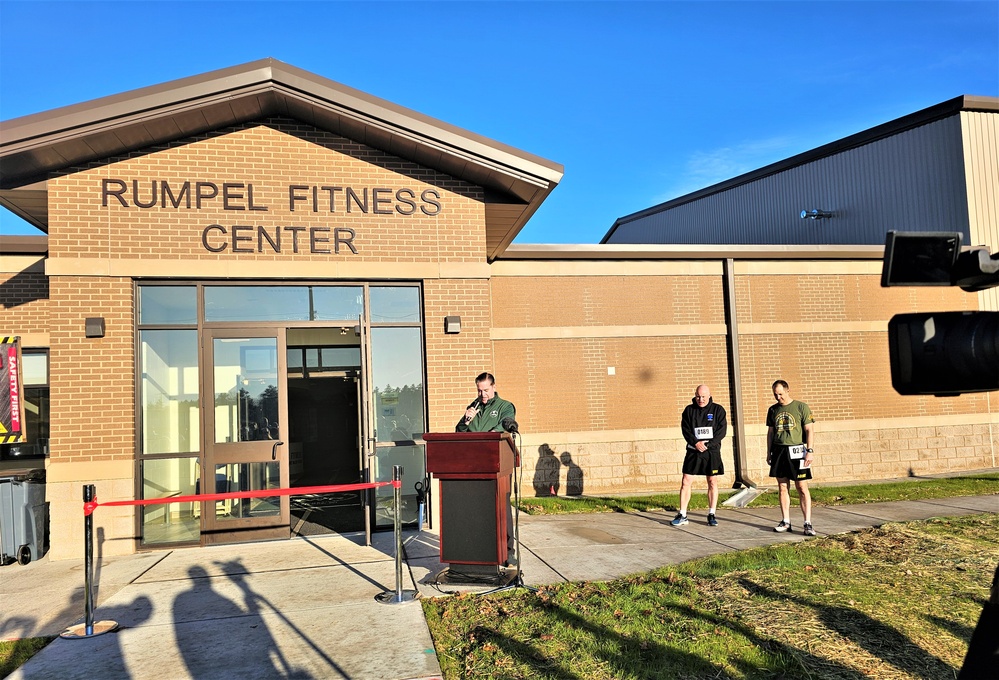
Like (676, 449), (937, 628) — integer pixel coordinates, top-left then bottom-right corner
(43, 277), (136, 558)
(737, 332), (991, 422)
(48, 277), (135, 464)
(48, 120), (485, 266)
(424, 279), (493, 433)
(0, 270), (49, 337)
(734, 274), (977, 323)
(492, 267), (997, 498)
(492, 275), (725, 327)
(494, 335), (730, 433)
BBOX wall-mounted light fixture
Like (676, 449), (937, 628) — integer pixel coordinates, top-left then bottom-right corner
(801, 209), (834, 220)
(85, 317), (106, 338)
(444, 315), (461, 334)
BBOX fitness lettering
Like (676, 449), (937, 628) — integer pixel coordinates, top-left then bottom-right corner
(100, 178), (443, 255)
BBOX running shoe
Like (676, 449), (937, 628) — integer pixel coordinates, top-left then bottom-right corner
(773, 520), (792, 533)
(707, 513), (718, 526)
(670, 513), (688, 526)
(803, 522), (816, 536)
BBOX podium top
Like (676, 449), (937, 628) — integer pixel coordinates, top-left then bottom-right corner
(422, 431), (512, 443)
(423, 431), (518, 476)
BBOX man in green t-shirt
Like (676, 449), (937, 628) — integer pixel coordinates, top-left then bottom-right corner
(766, 379), (816, 536)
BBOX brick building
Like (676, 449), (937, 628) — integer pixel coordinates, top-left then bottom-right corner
(1, 60), (996, 560)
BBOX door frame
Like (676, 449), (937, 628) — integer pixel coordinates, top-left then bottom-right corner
(201, 328), (290, 545)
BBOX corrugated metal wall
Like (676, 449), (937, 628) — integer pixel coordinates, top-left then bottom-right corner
(962, 110), (999, 312)
(607, 115), (974, 246)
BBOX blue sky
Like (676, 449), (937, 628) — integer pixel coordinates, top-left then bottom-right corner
(1, 1), (997, 243)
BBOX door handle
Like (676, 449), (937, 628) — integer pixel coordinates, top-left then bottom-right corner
(271, 441), (284, 460)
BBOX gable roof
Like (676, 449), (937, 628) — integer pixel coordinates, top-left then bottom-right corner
(0, 58), (563, 261)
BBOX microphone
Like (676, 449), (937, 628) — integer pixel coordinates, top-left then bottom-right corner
(464, 398), (481, 423)
(502, 417), (519, 434)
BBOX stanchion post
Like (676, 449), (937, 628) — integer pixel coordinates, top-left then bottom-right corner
(60, 484), (119, 639)
(393, 465), (404, 600)
(375, 466), (419, 604)
(83, 484), (95, 635)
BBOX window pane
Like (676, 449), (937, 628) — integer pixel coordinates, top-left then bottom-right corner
(370, 286), (420, 323)
(205, 286), (310, 322)
(215, 463), (280, 519)
(212, 338), (279, 444)
(373, 444), (424, 528)
(138, 286), (197, 325)
(320, 347), (361, 368)
(141, 456), (199, 545)
(371, 327), (425, 442)
(140, 330), (199, 455)
(21, 353), (47, 385)
(313, 286), (364, 321)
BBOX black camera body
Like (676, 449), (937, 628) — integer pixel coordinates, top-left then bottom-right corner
(881, 231), (999, 396)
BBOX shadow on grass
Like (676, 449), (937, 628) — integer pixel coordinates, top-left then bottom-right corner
(740, 578), (957, 680)
(926, 613), (974, 641)
(467, 593), (863, 679)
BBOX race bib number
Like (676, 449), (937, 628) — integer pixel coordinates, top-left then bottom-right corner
(694, 427), (713, 440)
(787, 444), (806, 460)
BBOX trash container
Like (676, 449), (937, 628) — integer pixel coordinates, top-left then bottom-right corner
(0, 468), (48, 566)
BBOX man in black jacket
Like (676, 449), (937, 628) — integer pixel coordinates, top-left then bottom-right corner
(671, 384), (728, 527)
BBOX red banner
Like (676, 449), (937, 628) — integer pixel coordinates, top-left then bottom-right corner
(0, 336), (25, 444)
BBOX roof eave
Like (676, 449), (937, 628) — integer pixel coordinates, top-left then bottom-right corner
(501, 243), (886, 260)
(0, 59), (563, 243)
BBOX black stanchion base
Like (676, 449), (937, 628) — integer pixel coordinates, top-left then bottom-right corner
(435, 564), (518, 587)
(60, 620), (119, 639)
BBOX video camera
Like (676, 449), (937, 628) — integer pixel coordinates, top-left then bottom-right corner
(881, 231), (999, 396)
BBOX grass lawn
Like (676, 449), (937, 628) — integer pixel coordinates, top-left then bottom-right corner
(0, 638), (53, 678)
(423, 514), (999, 679)
(516, 471), (999, 515)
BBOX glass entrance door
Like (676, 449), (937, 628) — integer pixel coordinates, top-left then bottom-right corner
(286, 328), (367, 540)
(202, 329), (289, 544)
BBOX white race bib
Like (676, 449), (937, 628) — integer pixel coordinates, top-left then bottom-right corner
(787, 444), (806, 460)
(694, 426), (713, 440)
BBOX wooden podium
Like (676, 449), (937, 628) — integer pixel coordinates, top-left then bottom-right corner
(424, 432), (518, 574)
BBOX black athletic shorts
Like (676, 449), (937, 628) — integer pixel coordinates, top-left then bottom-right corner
(682, 447), (724, 476)
(769, 445), (813, 481)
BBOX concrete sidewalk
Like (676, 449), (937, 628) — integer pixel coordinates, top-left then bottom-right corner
(2, 493), (996, 679)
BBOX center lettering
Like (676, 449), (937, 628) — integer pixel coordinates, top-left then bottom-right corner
(202, 225), (358, 254)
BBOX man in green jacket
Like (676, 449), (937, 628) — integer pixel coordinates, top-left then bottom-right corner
(456, 372), (516, 433)
(455, 372), (517, 565)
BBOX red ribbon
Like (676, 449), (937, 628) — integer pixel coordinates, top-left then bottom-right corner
(84, 480), (395, 514)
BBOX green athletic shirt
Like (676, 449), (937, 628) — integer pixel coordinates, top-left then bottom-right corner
(766, 400), (815, 447)
(455, 393), (516, 433)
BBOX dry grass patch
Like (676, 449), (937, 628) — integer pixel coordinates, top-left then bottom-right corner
(423, 515), (998, 679)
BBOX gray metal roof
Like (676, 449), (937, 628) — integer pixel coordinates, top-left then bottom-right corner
(0, 59), (563, 261)
(603, 95), (999, 246)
